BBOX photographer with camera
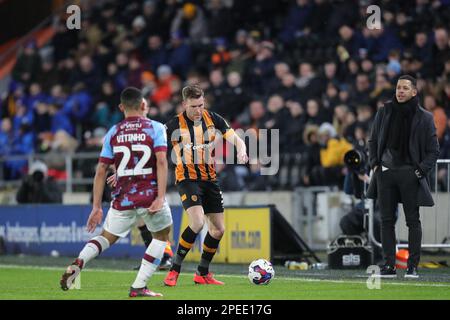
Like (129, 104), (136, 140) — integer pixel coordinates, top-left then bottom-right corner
(341, 127), (384, 264)
(343, 147), (369, 199)
(16, 160), (62, 204)
(343, 122), (373, 198)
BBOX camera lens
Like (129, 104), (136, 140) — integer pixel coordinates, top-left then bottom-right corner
(32, 171), (44, 182)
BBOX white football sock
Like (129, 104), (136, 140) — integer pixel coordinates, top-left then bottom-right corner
(132, 239), (166, 289)
(78, 235), (110, 266)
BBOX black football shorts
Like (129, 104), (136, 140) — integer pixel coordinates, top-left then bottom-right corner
(176, 180), (224, 214)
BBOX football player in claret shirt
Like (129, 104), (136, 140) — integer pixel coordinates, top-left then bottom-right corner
(107, 100), (174, 271)
(163, 85), (248, 286)
(60, 87), (172, 297)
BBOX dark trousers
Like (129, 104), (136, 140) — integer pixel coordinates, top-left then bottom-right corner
(377, 168), (422, 267)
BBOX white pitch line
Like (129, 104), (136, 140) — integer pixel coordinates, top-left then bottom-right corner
(1, 264), (450, 288)
(0, 264), (149, 274)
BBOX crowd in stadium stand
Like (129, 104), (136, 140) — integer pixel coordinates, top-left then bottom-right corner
(1, 0), (450, 192)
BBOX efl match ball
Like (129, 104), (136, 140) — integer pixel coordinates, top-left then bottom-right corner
(248, 259), (275, 285)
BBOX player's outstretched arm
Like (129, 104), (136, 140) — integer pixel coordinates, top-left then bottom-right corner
(225, 131), (249, 164)
(148, 151), (168, 214)
(87, 162), (109, 232)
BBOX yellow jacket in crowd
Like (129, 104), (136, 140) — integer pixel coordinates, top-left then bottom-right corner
(320, 138), (354, 168)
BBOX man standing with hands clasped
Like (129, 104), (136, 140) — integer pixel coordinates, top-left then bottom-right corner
(367, 75), (440, 278)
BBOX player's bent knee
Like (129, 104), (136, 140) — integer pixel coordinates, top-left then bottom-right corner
(187, 205), (204, 217)
(152, 225), (171, 241)
(100, 230), (120, 245)
(152, 233), (169, 241)
(190, 221), (205, 233)
(210, 227), (225, 239)
(187, 207), (206, 232)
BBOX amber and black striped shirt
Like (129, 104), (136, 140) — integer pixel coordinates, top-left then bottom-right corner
(165, 110), (233, 183)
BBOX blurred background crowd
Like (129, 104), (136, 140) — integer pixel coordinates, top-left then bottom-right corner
(1, 0), (450, 194)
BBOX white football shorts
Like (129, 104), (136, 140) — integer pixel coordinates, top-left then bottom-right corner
(103, 200), (172, 237)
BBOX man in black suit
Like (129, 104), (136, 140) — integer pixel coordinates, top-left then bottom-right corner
(367, 75), (440, 278)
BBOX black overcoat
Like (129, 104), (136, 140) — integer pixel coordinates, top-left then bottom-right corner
(367, 100), (440, 207)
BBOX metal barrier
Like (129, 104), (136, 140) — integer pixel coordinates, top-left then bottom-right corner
(1, 152), (303, 192)
(293, 186), (340, 250)
(367, 159), (450, 252)
(0, 152), (99, 192)
(0, 151), (179, 193)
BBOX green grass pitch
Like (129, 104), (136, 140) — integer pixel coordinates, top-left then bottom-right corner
(1, 264), (450, 300)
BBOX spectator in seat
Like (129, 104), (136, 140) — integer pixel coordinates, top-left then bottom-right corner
(227, 29), (252, 75)
(366, 25), (403, 63)
(279, 73), (300, 102)
(221, 71), (249, 122)
(248, 41), (277, 95)
(207, 0), (233, 39)
(333, 104), (351, 138)
(431, 27), (450, 78)
(170, 2), (207, 43)
(131, 16), (147, 51)
(440, 81), (450, 115)
(278, 0), (312, 44)
(12, 40), (42, 86)
(351, 73), (372, 106)
(305, 98), (328, 125)
(410, 31), (433, 68)
(127, 55), (146, 89)
(167, 31), (192, 79)
(151, 65), (179, 105)
(268, 62), (290, 94)
(322, 82), (340, 112)
(317, 122), (353, 187)
(424, 94), (447, 144)
(63, 83), (92, 125)
(0, 118), (13, 156)
(36, 59), (60, 94)
(300, 124), (321, 186)
(142, 0), (162, 37)
(238, 99), (270, 135)
(71, 56), (101, 96)
(210, 37), (232, 70)
(296, 62), (323, 104)
(338, 25), (366, 59)
(284, 100), (307, 153)
(145, 35), (168, 72)
(207, 69), (227, 115)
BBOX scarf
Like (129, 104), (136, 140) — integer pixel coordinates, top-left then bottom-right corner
(386, 95), (417, 162)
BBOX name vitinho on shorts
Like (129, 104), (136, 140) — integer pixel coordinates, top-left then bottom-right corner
(116, 133), (146, 143)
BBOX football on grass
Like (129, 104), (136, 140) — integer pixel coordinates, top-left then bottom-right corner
(248, 259), (275, 285)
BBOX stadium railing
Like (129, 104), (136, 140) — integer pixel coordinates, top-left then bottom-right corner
(293, 186), (340, 250)
(367, 159), (450, 253)
(0, 152), (99, 192)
